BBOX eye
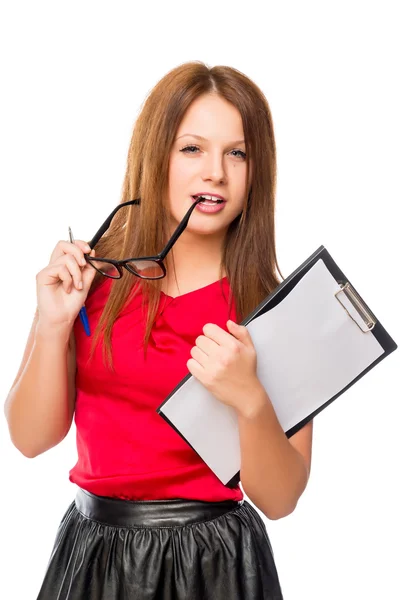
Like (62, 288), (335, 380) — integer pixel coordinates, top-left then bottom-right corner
(179, 145), (247, 159)
(231, 150), (247, 159)
(180, 145), (199, 154)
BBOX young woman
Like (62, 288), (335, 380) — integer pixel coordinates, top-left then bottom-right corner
(5, 61), (313, 599)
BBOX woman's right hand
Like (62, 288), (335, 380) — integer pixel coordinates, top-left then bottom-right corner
(36, 239), (97, 331)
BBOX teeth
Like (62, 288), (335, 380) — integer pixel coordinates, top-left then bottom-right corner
(195, 194), (223, 203)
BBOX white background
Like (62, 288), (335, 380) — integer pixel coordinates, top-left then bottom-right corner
(1, 1), (399, 598)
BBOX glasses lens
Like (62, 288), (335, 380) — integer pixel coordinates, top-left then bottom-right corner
(125, 260), (164, 279)
(89, 258), (121, 279)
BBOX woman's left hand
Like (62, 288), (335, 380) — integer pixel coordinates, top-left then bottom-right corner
(187, 320), (262, 413)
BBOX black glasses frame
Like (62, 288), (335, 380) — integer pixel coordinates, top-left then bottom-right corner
(83, 196), (207, 279)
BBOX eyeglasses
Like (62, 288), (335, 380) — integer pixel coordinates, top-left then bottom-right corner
(82, 196), (206, 279)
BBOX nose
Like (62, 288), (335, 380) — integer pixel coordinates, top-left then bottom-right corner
(201, 151), (226, 184)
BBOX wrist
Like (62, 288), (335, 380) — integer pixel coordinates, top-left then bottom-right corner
(236, 382), (269, 420)
(36, 319), (74, 344)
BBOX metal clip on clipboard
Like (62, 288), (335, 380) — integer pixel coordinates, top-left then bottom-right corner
(335, 282), (376, 333)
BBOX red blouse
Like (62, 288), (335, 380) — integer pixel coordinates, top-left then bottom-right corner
(69, 275), (244, 502)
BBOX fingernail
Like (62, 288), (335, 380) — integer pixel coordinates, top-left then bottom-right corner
(78, 281), (83, 289)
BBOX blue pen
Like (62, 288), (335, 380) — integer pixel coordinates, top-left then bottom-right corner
(68, 226), (91, 336)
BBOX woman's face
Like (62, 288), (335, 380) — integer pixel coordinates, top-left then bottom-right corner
(167, 93), (252, 237)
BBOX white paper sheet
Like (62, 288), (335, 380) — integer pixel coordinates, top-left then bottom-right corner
(159, 259), (385, 485)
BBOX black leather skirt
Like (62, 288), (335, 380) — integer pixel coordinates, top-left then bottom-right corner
(36, 487), (284, 599)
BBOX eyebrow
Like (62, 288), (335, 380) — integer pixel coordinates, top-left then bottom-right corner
(176, 133), (245, 145)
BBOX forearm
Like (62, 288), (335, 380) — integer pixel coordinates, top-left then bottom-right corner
(4, 323), (73, 458)
(237, 384), (308, 520)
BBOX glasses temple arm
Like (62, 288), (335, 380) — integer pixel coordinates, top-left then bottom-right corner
(85, 196), (204, 258)
(87, 199), (140, 249)
(157, 197), (204, 260)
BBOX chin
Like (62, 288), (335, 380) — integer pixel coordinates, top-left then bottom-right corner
(187, 221), (229, 237)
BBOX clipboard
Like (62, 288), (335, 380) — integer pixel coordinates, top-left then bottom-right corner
(156, 245), (397, 487)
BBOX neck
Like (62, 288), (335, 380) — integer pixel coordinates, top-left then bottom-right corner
(162, 228), (227, 293)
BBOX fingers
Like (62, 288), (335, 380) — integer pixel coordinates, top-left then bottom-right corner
(49, 239), (92, 267)
(43, 262), (75, 294)
(82, 249), (97, 282)
(43, 248), (96, 293)
(65, 254), (85, 291)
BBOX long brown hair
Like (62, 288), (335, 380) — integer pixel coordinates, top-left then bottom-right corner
(87, 61), (284, 370)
